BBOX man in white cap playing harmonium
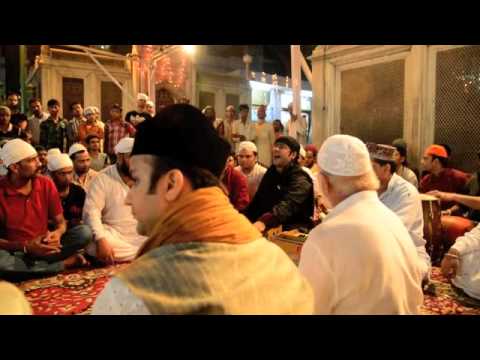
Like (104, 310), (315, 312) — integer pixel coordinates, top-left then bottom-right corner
(298, 134), (424, 314)
(83, 137), (147, 264)
(0, 139), (90, 281)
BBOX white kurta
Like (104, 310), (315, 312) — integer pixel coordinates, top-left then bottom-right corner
(397, 165), (419, 188)
(231, 119), (255, 153)
(299, 190), (424, 315)
(286, 116), (307, 145)
(450, 224), (480, 300)
(252, 121), (275, 167)
(235, 163), (267, 200)
(83, 165), (147, 261)
(379, 173), (431, 280)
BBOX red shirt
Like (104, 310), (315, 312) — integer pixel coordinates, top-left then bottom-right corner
(222, 166), (250, 212)
(0, 175), (63, 246)
(420, 168), (469, 210)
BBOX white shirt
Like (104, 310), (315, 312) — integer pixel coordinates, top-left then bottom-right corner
(27, 112), (49, 145)
(451, 224), (480, 300)
(379, 173), (431, 280)
(397, 165), (419, 188)
(83, 165), (147, 261)
(235, 163), (267, 200)
(232, 119), (255, 153)
(299, 190), (424, 314)
(286, 116), (307, 145)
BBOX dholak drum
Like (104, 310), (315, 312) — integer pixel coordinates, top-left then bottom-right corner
(420, 194), (443, 263)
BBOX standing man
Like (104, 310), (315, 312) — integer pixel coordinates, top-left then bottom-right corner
(27, 98), (49, 146)
(0, 106), (22, 143)
(125, 93), (152, 128)
(231, 104), (254, 154)
(66, 102), (86, 149)
(104, 104), (136, 164)
(285, 103), (307, 146)
(39, 99), (68, 152)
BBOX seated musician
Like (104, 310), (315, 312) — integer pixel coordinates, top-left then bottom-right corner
(91, 104), (314, 314)
(465, 151), (480, 223)
(391, 138), (418, 188)
(419, 144), (469, 215)
(368, 143), (431, 281)
(244, 136), (314, 233)
(421, 144), (474, 249)
(299, 135), (423, 314)
(433, 190), (480, 300)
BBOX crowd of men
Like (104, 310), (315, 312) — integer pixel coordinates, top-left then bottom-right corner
(1, 89), (480, 315)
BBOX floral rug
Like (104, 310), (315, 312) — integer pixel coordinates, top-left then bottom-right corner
(420, 267), (480, 315)
(16, 263), (129, 315)
(14, 263), (480, 315)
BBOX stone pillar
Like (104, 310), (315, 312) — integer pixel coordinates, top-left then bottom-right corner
(404, 45), (430, 169)
(311, 46), (338, 147)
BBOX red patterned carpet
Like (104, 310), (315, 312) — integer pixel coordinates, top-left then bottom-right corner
(16, 264), (129, 315)
(13, 264), (480, 315)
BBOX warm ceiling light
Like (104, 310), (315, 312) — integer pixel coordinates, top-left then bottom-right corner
(183, 45), (196, 55)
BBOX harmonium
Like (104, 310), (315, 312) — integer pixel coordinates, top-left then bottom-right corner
(268, 227), (308, 265)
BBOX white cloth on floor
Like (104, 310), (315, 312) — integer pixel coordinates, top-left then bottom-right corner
(379, 173), (431, 280)
(83, 165), (147, 262)
(299, 190), (424, 314)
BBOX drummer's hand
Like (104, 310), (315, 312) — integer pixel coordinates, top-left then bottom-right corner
(441, 249), (461, 280)
(428, 190), (455, 203)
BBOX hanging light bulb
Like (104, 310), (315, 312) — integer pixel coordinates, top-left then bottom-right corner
(183, 45), (196, 55)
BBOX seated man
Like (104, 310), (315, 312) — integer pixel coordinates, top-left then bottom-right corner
(465, 151), (480, 222)
(47, 153), (93, 237)
(392, 138), (418, 188)
(83, 138), (147, 264)
(245, 136), (314, 233)
(68, 143), (98, 190)
(437, 191), (480, 300)
(419, 144), (469, 214)
(221, 155), (250, 212)
(368, 143), (431, 281)
(235, 141), (267, 200)
(91, 104), (314, 315)
(299, 135), (424, 315)
(0, 139), (90, 281)
(34, 145), (48, 176)
(86, 134), (109, 172)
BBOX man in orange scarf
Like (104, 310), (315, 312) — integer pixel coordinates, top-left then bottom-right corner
(92, 104), (313, 315)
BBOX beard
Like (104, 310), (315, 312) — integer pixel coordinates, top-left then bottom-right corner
(136, 222), (149, 236)
(118, 161), (131, 177)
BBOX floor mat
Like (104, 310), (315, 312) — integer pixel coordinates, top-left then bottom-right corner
(420, 267), (480, 315)
(16, 263), (129, 315)
(15, 264), (480, 315)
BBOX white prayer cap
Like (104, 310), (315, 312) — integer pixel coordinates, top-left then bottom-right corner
(238, 141), (257, 154)
(84, 106), (99, 116)
(137, 93), (149, 101)
(317, 134), (372, 177)
(115, 137), (134, 154)
(47, 154), (73, 172)
(47, 148), (61, 157)
(68, 143), (88, 157)
(0, 139), (37, 168)
(299, 145), (306, 159)
(146, 100), (155, 107)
